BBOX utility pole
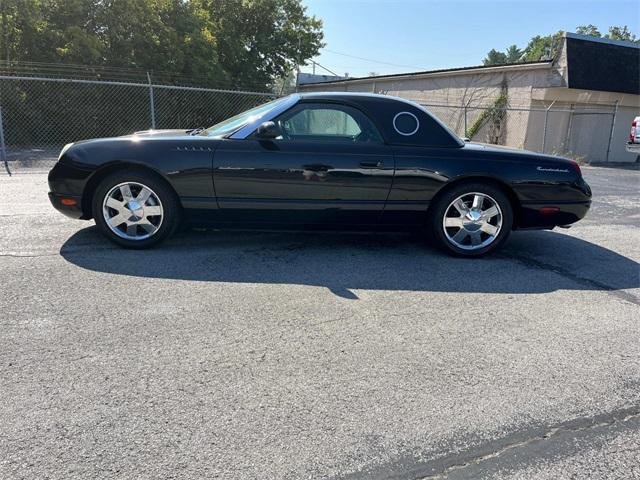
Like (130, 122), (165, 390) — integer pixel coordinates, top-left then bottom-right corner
(295, 36), (302, 92)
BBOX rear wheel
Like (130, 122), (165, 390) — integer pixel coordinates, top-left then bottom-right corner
(92, 170), (181, 249)
(429, 183), (513, 257)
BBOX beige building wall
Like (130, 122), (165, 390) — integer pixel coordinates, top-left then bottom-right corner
(300, 59), (640, 163)
(300, 63), (560, 106)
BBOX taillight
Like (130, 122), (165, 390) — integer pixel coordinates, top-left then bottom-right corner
(539, 207), (560, 215)
(631, 120), (637, 143)
(569, 160), (581, 176)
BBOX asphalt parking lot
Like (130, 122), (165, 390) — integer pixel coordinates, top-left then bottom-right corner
(1, 165), (639, 479)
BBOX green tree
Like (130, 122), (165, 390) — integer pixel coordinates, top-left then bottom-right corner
(272, 69), (297, 94)
(575, 24), (601, 37)
(505, 44), (522, 63)
(0, 0), (324, 88)
(203, 0), (324, 86)
(481, 25), (639, 65)
(605, 25), (639, 42)
(521, 31), (564, 61)
(482, 48), (507, 66)
(576, 24), (638, 43)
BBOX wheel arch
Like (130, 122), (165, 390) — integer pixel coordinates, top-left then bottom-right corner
(426, 175), (522, 228)
(81, 161), (182, 219)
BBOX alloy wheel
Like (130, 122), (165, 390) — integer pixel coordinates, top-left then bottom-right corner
(102, 182), (164, 240)
(442, 192), (503, 250)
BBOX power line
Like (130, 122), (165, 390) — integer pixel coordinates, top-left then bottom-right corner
(307, 60), (340, 77)
(321, 48), (426, 70)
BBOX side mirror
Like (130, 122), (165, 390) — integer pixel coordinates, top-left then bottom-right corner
(462, 137), (470, 142)
(256, 121), (282, 139)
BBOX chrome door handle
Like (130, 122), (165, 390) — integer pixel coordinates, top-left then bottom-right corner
(304, 164), (330, 172)
(360, 160), (383, 168)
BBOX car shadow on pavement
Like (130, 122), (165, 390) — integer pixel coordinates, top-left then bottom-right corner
(60, 226), (639, 300)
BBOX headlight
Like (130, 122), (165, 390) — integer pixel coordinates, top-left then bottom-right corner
(58, 143), (74, 160)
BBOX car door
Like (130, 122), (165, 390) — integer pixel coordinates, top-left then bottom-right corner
(212, 101), (394, 226)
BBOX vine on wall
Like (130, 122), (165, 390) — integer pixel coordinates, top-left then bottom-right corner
(467, 81), (508, 144)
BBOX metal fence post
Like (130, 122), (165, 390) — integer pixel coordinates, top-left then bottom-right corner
(566, 104), (574, 153)
(463, 106), (468, 137)
(605, 100), (619, 163)
(541, 101), (556, 154)
(542, 110), (548, 153)
(147, 72), (156, 129)
(0, 106), (9, 176)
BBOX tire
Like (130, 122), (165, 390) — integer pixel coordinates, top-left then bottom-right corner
(428, 182), (513, 257)
(92, 169), (181, 249)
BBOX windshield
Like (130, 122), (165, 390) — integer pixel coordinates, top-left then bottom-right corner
(204, 97), (288, 137)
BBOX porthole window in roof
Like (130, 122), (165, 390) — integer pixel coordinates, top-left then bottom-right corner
(393, 111), (419, 136)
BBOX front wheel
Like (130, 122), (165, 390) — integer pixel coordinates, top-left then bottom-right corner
(92, 170), (181, 249)
(428, 183), (513, 257)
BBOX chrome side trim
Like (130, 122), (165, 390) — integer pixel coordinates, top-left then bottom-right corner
(229, 95), (300, 139)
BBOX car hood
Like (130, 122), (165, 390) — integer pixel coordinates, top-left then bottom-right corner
(63, 129), (198, 150)
(128, 129), (193, 138)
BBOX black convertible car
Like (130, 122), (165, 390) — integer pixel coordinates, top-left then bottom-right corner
(48, 92), (591, 257)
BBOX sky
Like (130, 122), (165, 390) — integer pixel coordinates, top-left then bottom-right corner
(300, 0), (640, 77)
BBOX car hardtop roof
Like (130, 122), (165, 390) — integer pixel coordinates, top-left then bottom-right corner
(298, 92), (433, 111)
(296, 91), (421, 107)
(293, 92), (464, 147)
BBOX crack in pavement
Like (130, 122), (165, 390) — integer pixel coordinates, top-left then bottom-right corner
(417, 406), (640, 479)
(499, 253), (639, 306)
(340, 406), (640, 480)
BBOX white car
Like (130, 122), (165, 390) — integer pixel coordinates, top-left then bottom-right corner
(627, 116), (640, 154)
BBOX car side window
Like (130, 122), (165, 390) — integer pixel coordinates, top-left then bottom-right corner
(275, 103), (383, 143)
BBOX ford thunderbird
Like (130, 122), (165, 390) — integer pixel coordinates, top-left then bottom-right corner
(48, 93), (591, 257)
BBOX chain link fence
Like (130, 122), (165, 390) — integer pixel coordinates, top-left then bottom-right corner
(0, 69), (619, 175)
(421, 102), (617, 163)
(0, 73), (278, 174)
